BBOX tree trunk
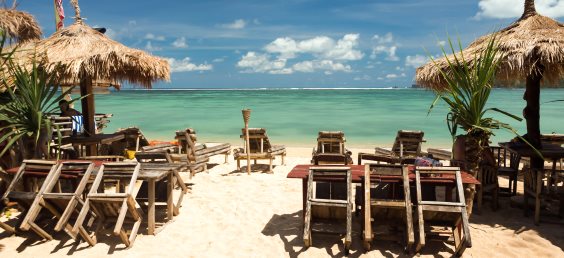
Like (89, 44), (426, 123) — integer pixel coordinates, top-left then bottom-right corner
(523, 62), (544, 170)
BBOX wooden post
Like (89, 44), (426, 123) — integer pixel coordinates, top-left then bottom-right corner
(242, 109), (251, 175)
(523, 60), (544, 170)
(80, 76), (96, 155)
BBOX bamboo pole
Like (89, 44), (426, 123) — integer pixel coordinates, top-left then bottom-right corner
(242, 109), (251, 175)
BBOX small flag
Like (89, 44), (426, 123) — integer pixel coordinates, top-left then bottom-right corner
(54, 0), (65, 31)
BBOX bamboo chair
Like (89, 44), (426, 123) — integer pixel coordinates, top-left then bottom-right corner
(303, 166), (352, 255)
(21, 162), (98, 245)
(1, 160), (58, 239)
(414, 166), (471, 256)
(233, 128), (286, 173)
(476, 164), (499, 213)
(73, 162), (142, 248)
(0, 167), (15, 234)
(362, 164), (414, 251)
(358, 130), (425, 165)
(172, 128), (231, 177)
(311, 131), (353, 165)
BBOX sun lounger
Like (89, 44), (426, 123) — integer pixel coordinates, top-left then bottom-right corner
(363, 164), (414, 251)
(303, 166), (352, 255)
(21, 161), (98, 246)
(358, 130), (425, 165)
(414, 166), (471, 256)
(74, 162), (143, 248)
(171, 128), (231, 177)
(233, 128), (286, 173)
(311, 131), (353, 165)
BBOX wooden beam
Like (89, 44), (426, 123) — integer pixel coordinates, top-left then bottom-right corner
(80, 76), (97, 155)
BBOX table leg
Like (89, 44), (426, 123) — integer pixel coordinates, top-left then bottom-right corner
(148, 179), (155, 235)
(167, 173), (173, 221)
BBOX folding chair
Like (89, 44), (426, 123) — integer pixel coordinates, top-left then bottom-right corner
(303, 166), (352, 255)
(20, 161), (98, 246)
(363, 164), (414, 251)
(414, 166), (471, 256)
(74, 162), (142, 248)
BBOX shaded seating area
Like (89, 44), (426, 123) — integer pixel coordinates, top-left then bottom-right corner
(233, 128), (286, 173)
(303, 166), (352, 255)
(362, 164), (414, 251)
(311, 131), (353, 165)
(358, 130), (425, 165)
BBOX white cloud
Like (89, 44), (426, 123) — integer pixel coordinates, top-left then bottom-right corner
(145, 33), (165, 41)
(213, 57), (225, 63)
(475, 0), (564, 19)
(222, 19), (247, 29)
(292, 60), (351, 73)
(172, 37), (188, 48)
(236, 52), (288, 73)
(253, 19), (261, 25)
(264, 34), (363, 61)
(437, 41), (446, 47)
(354, 75), (372, 81)
(166, 57), (213, 72)
(370, 33), (399, 61)
(145, 41), (161, 51)
(405, 54), (429, 68)
(386, 73), (398, 79)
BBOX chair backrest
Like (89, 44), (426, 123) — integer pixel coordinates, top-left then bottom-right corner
(241, 128), (273, 154)
(366, 164), (409, 200)
(308, 166), (352, 199)
(45, 161), (95, 194)
(175, 128), (198, 154)
(414, 166), (465, 204)
(89, 162), (140, 195)
(114, 127), (150, 152)
(2, 160), (58, 200)
(316, 131), (346, 154)
(391, 130), (425, 158)
(523, 167), (543, 195)
(477, 164), (498, 186)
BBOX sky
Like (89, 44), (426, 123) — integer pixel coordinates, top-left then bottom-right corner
(16, 0), (564, 89)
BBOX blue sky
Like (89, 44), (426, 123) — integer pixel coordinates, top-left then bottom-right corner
(18, 0), (564, 88)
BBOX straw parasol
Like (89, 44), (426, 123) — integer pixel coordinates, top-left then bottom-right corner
(0, 1), (42, 43)
(26, 0), (169, 154)
(416, 0), (564, 169)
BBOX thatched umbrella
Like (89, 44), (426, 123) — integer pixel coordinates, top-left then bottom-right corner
(416, 0), (564, 169)
(0, 1), (42, 43)
(28, 0), (169, 155)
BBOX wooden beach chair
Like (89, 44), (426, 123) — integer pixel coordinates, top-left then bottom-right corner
(522, 167), (564, 225)
(303, 166), (352, 255)
(233, 128), (286, 173)
(363, 164), (414, 251)
(1, 160), (58, 239)
(414, 166), (471, 256)
(311, 131), (353, 165)
(358, 130), (425, 165)
(73, 162), (142, 248)
(21, 161), (98, 246)
(491, 146), (521, 196)
(172, 128), (231, 177)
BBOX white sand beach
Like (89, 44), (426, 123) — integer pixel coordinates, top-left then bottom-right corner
(1, 147), (563, 258)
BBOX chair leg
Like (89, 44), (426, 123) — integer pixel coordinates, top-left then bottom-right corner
(477, 186), (483, 214)
(512, 173), (518, 196)
(415, 205), (425, 253)
(237, 159), (240, 170)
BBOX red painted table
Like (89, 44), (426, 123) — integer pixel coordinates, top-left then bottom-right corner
(287, 164), (479, 215)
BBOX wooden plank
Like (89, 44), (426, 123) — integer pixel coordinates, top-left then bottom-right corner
(148, 179), (155, 235)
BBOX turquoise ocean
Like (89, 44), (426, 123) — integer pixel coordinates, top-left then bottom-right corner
(78, 88), (564, 148)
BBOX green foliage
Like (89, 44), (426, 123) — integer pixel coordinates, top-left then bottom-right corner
(428, 35), (523, 144)
(0, 30), (74, 158)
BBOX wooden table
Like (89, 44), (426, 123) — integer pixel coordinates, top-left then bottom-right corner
(62, 133), (125, 156)
(287, 164), (479, 216)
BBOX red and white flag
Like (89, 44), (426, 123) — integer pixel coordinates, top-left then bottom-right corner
(54, 0), (65, 31)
